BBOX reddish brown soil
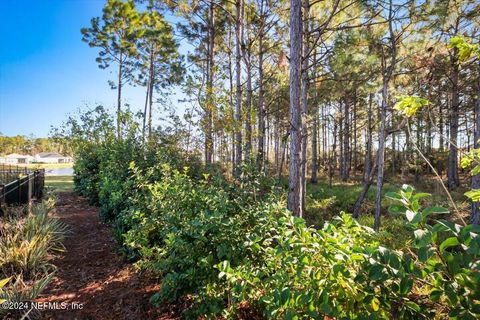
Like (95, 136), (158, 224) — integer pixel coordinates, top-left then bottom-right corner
(36, 192), (179, 320)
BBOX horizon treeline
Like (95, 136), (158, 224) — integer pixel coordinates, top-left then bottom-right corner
(0, 135), (68, 156)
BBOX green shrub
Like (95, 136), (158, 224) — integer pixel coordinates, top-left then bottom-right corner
(67, 107), (479, 319)
(216, 186), (480, 319)
(119, 163), (275, 316)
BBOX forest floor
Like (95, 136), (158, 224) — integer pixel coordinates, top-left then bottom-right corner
(36, 192), (180, 320)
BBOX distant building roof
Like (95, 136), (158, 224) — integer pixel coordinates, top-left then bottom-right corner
(37, 152), (65, 158)
(6, 153), (32, 158)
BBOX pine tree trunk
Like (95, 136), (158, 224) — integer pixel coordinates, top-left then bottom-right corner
(234, 0), (244, 177)
(245, 47), (253, 158)
(257, 33), (265, 170)
(311, 107), (318, 183)
(329, 118), (338, 187)
(228, 26), (235, 176)
(353, 92), (358, 172)
(341, 99), (350, 181)
(447, 46), (460, 190)
(117, 50), (123, 139)
(364, 93), (373, 183)
(287, 0), (302, 216)
(147, 46), (155, 138)
(374, 77), (388, 230)
(472, 61), (480, 224)
(353, 153), (378, 218)
(300, 0), (310, 214)
(205, 0), (215, 165)
(374, 0), (396, 231)
(142, 78), (150, 141)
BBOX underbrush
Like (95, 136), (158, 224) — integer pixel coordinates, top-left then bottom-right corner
(0, 199), (68, 319)
(74, 145), (479, 319)
(67, 109), (479, 319)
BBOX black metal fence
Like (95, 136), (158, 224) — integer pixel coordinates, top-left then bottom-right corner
(0, 165), (45, 207)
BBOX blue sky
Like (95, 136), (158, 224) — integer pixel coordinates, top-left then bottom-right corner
(0, 0), (187, 137)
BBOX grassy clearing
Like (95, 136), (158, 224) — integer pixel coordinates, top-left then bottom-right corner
(45, 175), (74, 192)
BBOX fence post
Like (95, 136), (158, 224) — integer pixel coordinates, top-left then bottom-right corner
(17, 178), (21, 204)
(28, 173), (33, 214)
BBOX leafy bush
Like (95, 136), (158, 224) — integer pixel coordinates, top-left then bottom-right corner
(385, 185), (480, 319)
(216, 185), (480, 319)
(66, 108), (479, 319)
(119, 163), (276, 316)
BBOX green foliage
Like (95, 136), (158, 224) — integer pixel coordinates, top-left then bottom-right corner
(216, 185), (479, 319)
(393, 96), (429, 118)
(448, 36), (480, 62)
(461, 148), (480, 202)
(68, 104), (478, 318)
(122, 164), (265, 314)
(0, 135), (66, 156)
(386, 185), (480, 319)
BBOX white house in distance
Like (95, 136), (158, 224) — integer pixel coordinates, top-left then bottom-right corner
(0, 153), (34, 164)
(34, 152), (73, 164)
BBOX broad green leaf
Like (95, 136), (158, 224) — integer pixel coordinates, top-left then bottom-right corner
(405, 301), (421, 312)
(465, 189), (480, 202)
(385, 192), (402, 201)
(440, 237), (460, 253)
(412, 192), (431, 201)
(422, 206), (449, 217)
(388, 205), (407, 214)
(400, 277), (413, 295)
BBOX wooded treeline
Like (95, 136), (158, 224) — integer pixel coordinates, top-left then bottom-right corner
(0, 135), (67, 155)
(81, 0), (480, 226)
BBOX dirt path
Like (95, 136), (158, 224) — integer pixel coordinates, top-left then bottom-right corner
(37, 192), (179, 320)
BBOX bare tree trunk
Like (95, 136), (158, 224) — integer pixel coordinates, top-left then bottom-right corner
(363, 93), (373, 182)
(142, 78), (150, 141)
(374, 78), (389, 230)
(279, 131), (289, 179)
(374, 0), (396, 231)
(299, 0), (310, 213)
(311, 107), (318, 184)
(274, 122), (279, 169)
(287, 0), (302, 216)
(439, 100), (444, 151)
(329, 117), (338, 187)
(117, 51), (123, 139)
(339, 103), (344, 177)
(341, 99), (350, 181)
(234, 0), (244, 177)
(447, 46), (460, 190)
(245, 46), (253, 158)
(227, 26), (235, 176)
(147, 46), (155, 137)
(256, 32), (265, 170)
(353, 92), (358, 172)
(205, 0), (215, 165)
(391, 117), (396, 175)
(353, 153), (378, 218)
(322, 103), (327, 167)
(472, 61), (480, 224)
